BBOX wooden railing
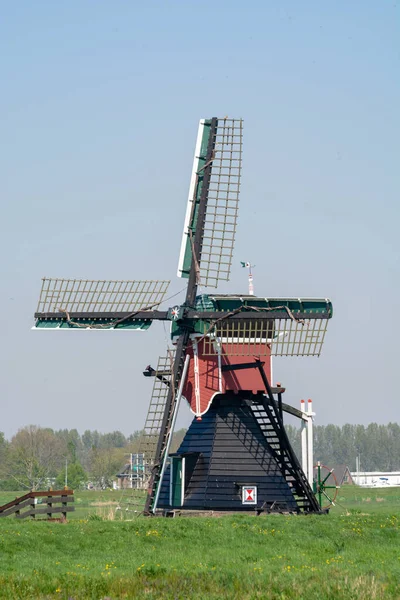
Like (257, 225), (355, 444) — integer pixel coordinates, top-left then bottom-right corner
(0, 490), (74, 520)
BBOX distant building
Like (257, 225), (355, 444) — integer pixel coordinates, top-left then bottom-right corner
(350, 471), (400, 487)
(116, 463), (132, 490)
(116, 454), (147, 489)
(331, 465), (354, 485)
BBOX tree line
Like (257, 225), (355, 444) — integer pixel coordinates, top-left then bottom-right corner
(286, 422), (400, 472)
(0, 426), (186, 492)
(0, 422), (399, 492)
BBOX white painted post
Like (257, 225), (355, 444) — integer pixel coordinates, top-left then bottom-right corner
(270, 357), (273, 387)
(300, 399), (308, 479)
(248, 271), (254, 296)
(192, 339), (201, 416)
(307, 399), (314, 486)
(130, 453), (133, 489)
(213, 336), (223, 393)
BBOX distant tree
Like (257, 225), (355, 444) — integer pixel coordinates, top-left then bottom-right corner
(55, 462), (87, 490)
(0, 432), (10, 484)
(7, 426), (63, 490)
(99, 431), (126, 449)
(82, 430), (101, 450)
(89, 447), (125, 488)
(127, 430), (143, 444)
(387, 423), (400, 470)
(170, 429), (187, 453)
(0, 434), (22, 491)
(0, 432), (7, 470)
(285, 425), (300, 460)
(54, 428), (84, 463)
(287, 422), (400, 472)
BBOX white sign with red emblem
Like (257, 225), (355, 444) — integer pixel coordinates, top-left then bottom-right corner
(242, 486), (257, 505)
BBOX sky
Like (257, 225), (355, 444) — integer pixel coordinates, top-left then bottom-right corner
(1, 1), (399, 439)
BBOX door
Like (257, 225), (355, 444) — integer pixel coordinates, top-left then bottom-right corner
(170, 456), (185, 507)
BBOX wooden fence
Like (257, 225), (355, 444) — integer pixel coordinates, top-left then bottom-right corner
(0, 490), (74, 520)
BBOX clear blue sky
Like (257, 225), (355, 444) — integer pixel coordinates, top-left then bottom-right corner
(1, 1), (399, 438)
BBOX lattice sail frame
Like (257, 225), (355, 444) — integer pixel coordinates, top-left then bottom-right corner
(203, 317), (329, 357)
(177, 117), (243, 288)
(201, 118), (242, 287)
(36, 278), (170, 313)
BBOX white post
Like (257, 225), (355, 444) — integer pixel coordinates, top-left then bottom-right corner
(300, 399), (308, 479)
(130, 454), (133, 489)
(248, 269), (254, 296)
(214, 336), (223, 393)
(242, 262), (254, 295)
(307, 399), (314, 486)
(192, 339), (201, 416)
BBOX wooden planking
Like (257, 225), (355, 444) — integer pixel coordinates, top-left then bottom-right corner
(0, 496), (73, 518)
(0, 498), (36, 518)
(0, 490), (73, 513)
(16, 506), (74, 519)
(157, 394), (298, 511)
(0, 490), (75, 519)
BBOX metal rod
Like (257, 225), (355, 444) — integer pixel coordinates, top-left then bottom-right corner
(317, 462), (322, 507)
(277, 391), (283, 422)
(34, 310), (331, 322)
(151, 355), (190, 514)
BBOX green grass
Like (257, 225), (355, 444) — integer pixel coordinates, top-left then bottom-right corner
(332, 485), (400, 513)
(0, 486), (400, 599)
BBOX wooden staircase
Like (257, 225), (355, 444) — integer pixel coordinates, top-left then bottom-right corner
(251, 397), (319, 513)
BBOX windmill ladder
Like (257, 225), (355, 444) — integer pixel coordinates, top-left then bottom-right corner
(138, 354), (176, 485)
(144, 336), (189, 513)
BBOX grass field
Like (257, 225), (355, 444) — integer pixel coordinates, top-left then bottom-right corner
(0, 486), (400, 599)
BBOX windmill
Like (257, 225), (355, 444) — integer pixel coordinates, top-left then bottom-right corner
(33, 117), (333, 515)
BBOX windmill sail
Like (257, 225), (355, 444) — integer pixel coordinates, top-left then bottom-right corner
(200, 296), (332, 358)
(177, 118), (243, 287)
(32, 116), (335, 515)
(34, 278), (170, 330)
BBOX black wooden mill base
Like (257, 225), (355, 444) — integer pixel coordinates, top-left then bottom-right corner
(157, 393), (321, 514)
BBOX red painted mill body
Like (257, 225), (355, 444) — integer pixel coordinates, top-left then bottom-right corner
(182, 338), (272, 416)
